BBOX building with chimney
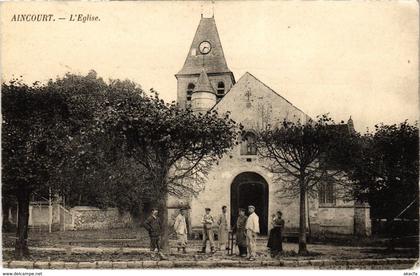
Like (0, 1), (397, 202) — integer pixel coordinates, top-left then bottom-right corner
(170, 15), (371, 238)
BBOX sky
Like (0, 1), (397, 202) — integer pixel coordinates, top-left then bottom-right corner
(1, 1), (418, 132)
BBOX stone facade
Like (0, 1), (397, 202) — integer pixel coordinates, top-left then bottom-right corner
(173, 16), (371, 238)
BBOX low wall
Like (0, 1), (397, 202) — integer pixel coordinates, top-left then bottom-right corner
(317, 206), (355, 235)
(29, 203), (74, 231)
(30, 205), (50, 225)
(71, 206), (133, 230)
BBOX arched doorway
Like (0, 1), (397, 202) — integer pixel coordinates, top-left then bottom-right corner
(230, 172), (269, 235)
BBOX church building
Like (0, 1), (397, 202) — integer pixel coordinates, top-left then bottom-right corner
(171, 15), (371, 238)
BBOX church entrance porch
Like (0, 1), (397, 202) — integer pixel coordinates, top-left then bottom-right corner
(230, 172), (269, 235)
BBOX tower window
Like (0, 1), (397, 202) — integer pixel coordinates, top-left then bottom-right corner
(186, 83), (195, 101)
(216, 82), (225, 100)
(240, 132), (257, 155)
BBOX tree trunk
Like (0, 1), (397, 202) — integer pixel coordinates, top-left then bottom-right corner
(15, 189), (31, 259)
(158, 193), (169, 253)
(298, 180), (308, 255)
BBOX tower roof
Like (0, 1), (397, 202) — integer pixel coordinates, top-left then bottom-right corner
(347, 116), (355, 133)
(194, 69), (215, 94)
(176, 16), (232, 76)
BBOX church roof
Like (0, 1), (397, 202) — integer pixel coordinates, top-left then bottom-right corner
(213, 72), (308, 117)
(176, 16), (233, 76)
(194, 69), (216, 94)
(326, 117), (356, 135)
(211, 71), (311, 127)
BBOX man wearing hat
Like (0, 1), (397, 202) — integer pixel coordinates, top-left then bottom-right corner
(245, 205), (260, 261)
(200, 207), (215, 253)
(174, 207), (188, 253)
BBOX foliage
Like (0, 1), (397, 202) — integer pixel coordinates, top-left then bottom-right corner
(2, 79), (69, 196)
(101, 88), (239, 251)
(2, 71), (239, 255)
(256, 115), (356, 198)
(102, 90), (239, 200)
(39, 74), (152, 210)
(1, 72), (154, 257)
(346, 121), (419, 219)
(2, 77), (78, 258)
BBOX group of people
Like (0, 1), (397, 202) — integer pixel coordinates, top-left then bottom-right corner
(199, 205), (229, 254)
(144, 207), (190, 255)
(143, 205), (285, 261)
(172, 205), (261, 261)
(232, 205), (260, 261)
(232, 206), (284, 260)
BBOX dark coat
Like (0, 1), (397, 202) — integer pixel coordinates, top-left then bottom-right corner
(144, 215), (161, 237)
(267, 218), (285, 251)
(234, 214), (248, 247)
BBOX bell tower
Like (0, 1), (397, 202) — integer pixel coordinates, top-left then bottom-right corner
(175, 16), (235, 110)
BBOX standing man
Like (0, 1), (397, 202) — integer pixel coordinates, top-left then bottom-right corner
(245, 205), (260, 261)
(217, 205), (229, 251)
(144, 208), (162, 253)
(233, 208), (248, 257)
(200, 207), (215, 253)
(174, 207), (188, 253)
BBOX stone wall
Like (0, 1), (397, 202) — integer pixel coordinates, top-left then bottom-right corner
(26, 203), (74, 231)
(354, 203), (372, 236)
(6, 258), (418, 269)
(30, 205), (50, 225)
(71, 206), (133, 230)
(317, 206), (355, 235)
(29, 203), (62, 229)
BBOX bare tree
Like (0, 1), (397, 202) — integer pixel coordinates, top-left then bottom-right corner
(256, 115), (354, 254)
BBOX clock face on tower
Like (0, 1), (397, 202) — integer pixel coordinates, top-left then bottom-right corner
(199, 41), (212, 54)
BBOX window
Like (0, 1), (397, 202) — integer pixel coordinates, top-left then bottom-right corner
(186, 83), (195, 101)
(240, 132), (257, 155)
(216, 82), (225, 100)
(319, 181), (335, 205)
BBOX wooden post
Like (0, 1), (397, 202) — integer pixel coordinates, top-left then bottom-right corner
(28, 205), (33, 226)
(48, 187), (52, 233)
(63, 209), (66, 232)
(39, 204), (42, 232)
(8, 208), (12, 224)
(228, 230), (235, 255)
(71, 211), (75, 230)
